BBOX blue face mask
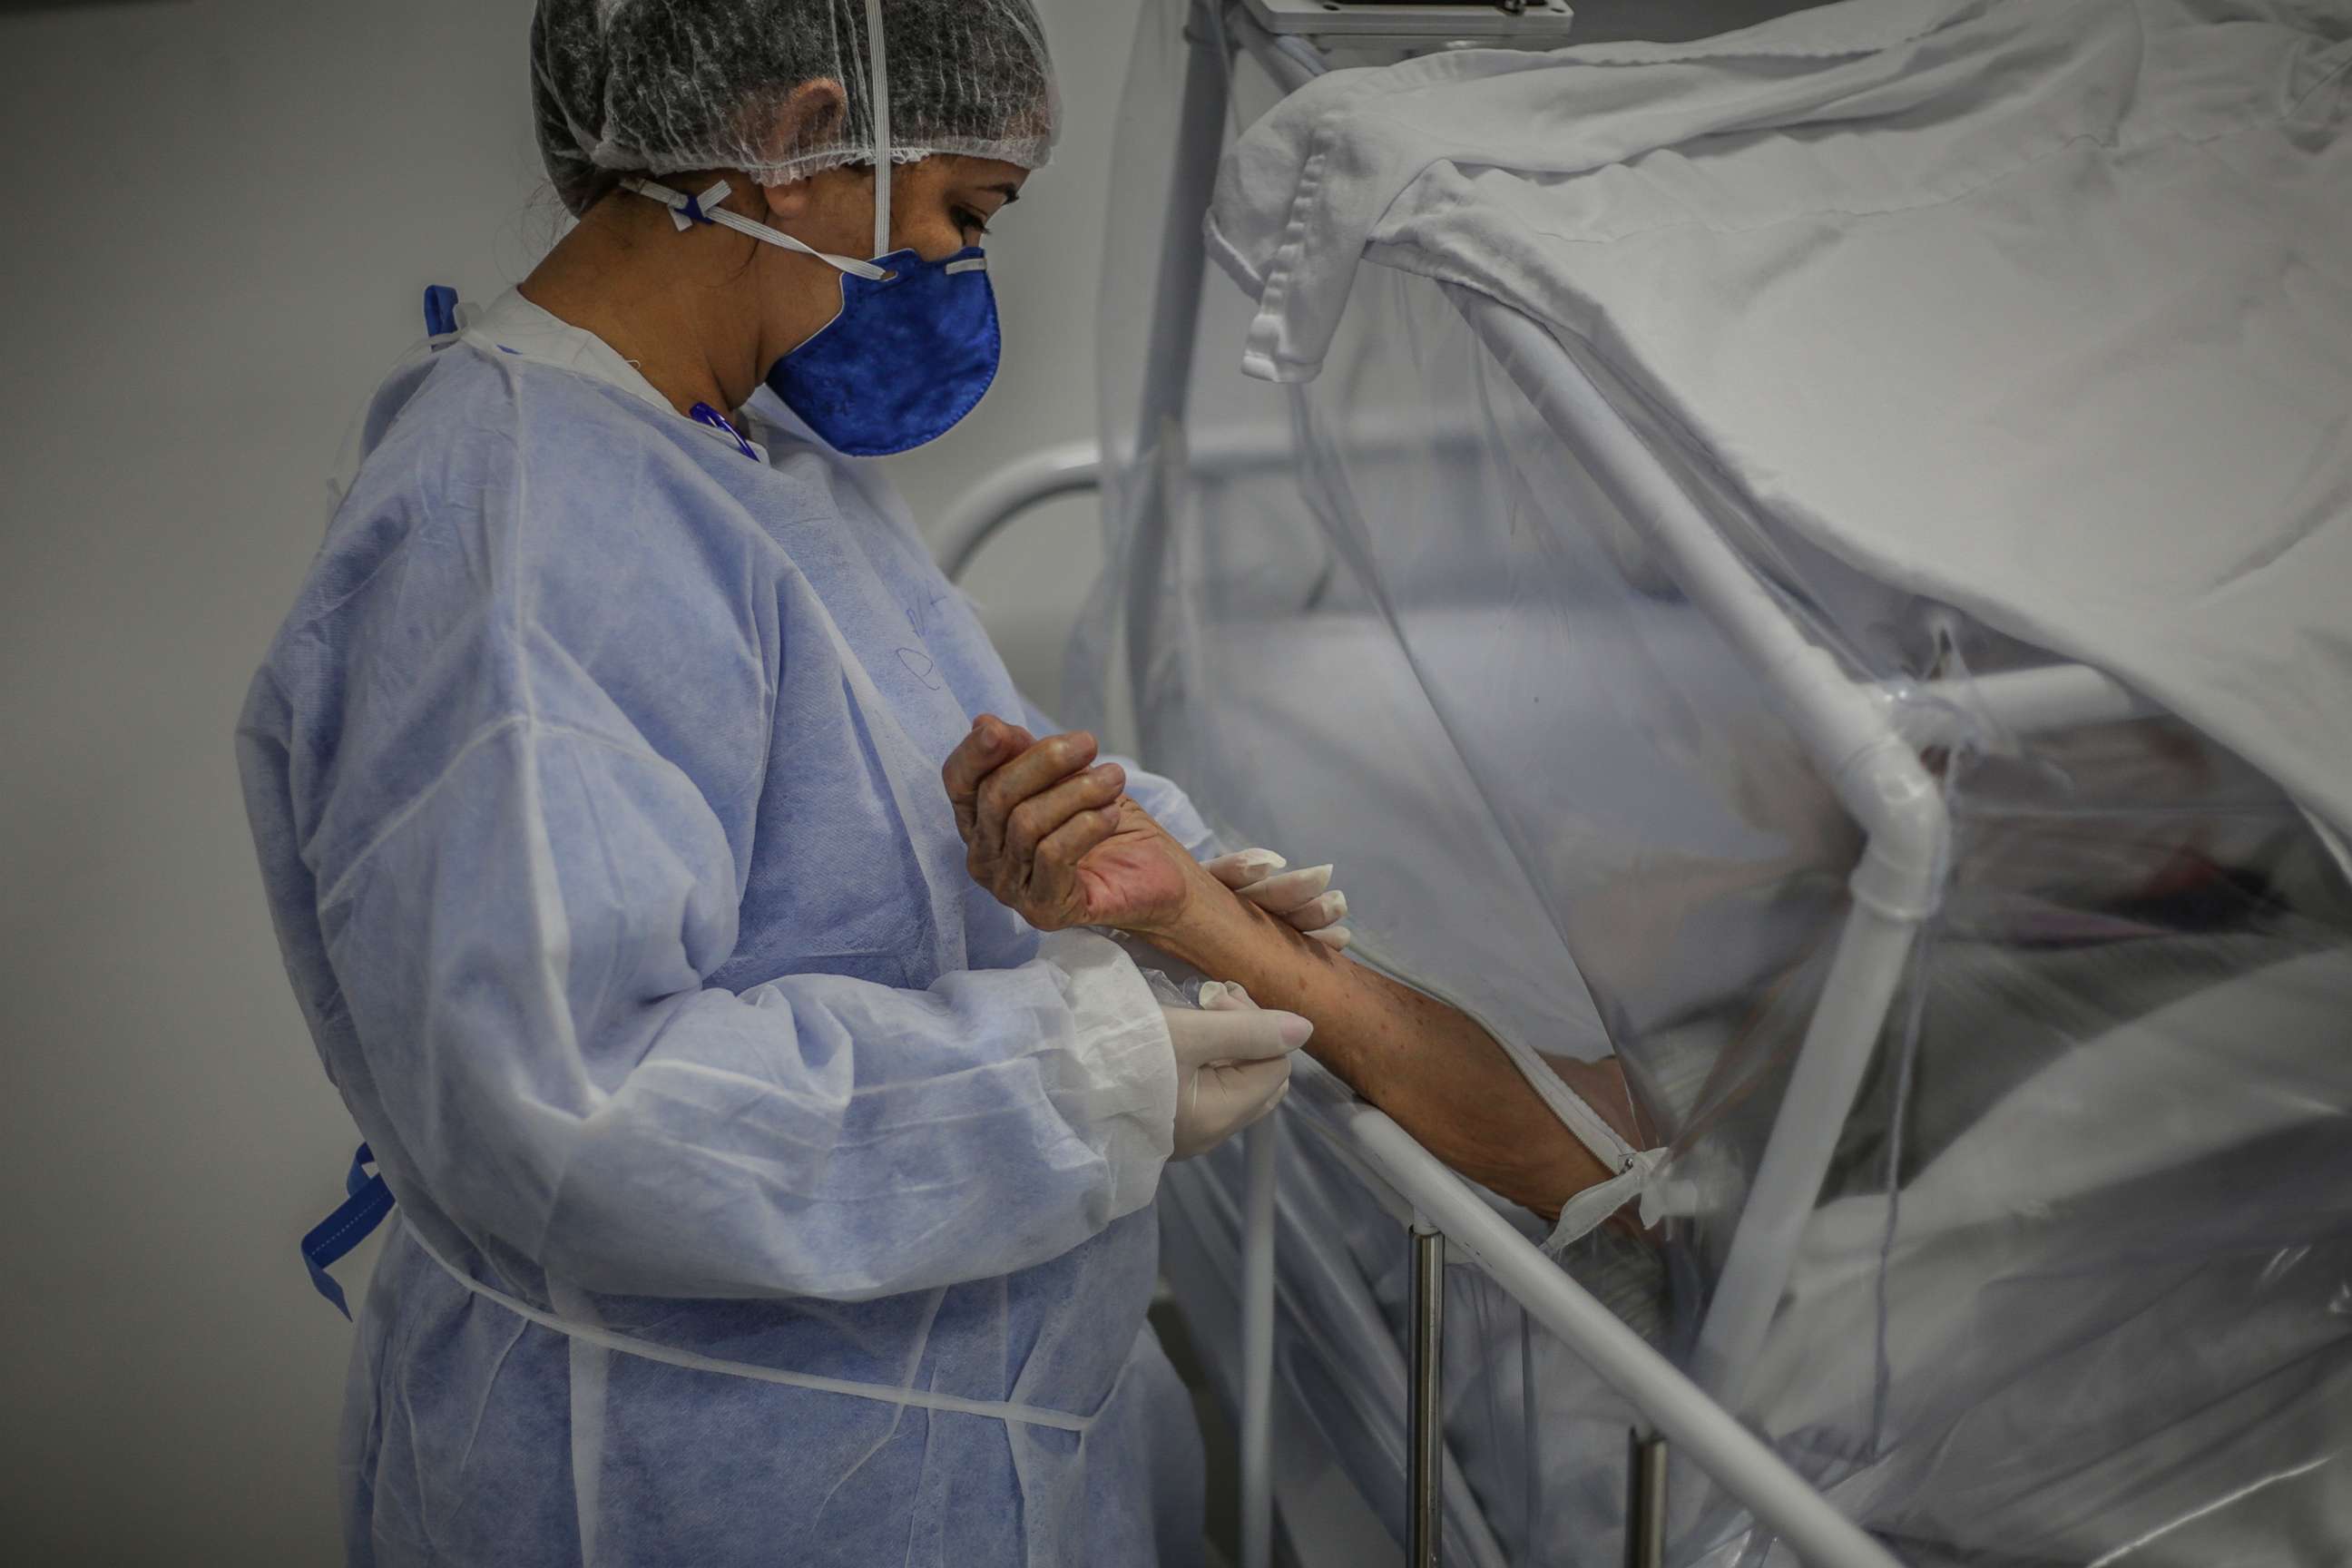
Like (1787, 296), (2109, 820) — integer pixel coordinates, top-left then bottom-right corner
(622, 177), (1003, 458)
(763, 245), (1001, 457)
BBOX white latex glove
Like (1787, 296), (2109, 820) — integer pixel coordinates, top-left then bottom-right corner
(1206, 849), (1353, 952)
(1165, 981), (1310, 1160)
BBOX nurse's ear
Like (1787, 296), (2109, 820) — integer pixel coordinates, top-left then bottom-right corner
(750, 77), (849, 223)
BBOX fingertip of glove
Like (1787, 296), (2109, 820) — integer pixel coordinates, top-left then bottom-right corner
(1217, 848), (1286, 884)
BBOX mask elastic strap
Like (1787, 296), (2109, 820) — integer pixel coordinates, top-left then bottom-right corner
(622, 177), (888, 281)
(864, 0), (893, 260)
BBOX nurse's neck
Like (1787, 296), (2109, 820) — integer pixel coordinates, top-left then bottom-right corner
(519, 172), (862, 422)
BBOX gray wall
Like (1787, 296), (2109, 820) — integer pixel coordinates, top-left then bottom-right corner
(0, 1), (1134, 1561)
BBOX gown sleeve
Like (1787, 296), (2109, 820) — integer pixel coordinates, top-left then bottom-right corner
(318, 710), (1177, 1302)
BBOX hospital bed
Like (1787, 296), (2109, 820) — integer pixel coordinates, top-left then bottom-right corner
(941, 2), (2352, 1563)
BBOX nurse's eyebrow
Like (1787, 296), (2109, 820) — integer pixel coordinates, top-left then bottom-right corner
(981, 184), (1024, 203)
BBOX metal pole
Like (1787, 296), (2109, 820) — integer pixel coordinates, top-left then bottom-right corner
(1122, 0), (1231, 730)
(1625, 1430), (1668, 1568)
(1334, 1103), (1906, 1568)
(1239, 1119), (1279, 1568)
(1409, 1223), (1446, 1568)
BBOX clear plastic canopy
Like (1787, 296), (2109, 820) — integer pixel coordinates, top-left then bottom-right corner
(531, 0), (1059, 216)
(1073, 5), (2352, 1563)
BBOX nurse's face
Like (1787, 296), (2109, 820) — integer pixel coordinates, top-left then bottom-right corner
(764, 153), (1030, 264)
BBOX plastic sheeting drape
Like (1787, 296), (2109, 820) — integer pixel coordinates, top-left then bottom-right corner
(1071, 4), (2352, 1563)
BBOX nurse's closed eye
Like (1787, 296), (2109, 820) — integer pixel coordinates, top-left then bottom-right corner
(958, 185), (1020, 241)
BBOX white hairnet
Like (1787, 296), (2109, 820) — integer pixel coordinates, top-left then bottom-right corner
(532, 0), (1060, 217)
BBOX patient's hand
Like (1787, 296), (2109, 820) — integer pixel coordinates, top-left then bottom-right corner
(943, 715), (1642, 1225)
(943, 715), (1210, 934)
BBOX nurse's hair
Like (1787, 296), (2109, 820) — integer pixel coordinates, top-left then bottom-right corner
(532, 0), (1059, 218)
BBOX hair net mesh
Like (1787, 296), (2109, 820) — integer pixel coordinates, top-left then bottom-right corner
(532, 0), (1059, 216)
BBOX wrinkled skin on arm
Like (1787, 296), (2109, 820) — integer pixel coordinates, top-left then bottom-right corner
(942, 716), (1639, 1221)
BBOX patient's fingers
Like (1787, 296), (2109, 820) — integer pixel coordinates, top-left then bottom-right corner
(1004, 766), (1127, 864)
(973, 732), (1101, 862)
(1024, 799), (1125, 917)
(943, 715), (1037, 841)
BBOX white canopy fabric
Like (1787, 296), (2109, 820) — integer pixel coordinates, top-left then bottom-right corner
(1205, 0), (2352, 835)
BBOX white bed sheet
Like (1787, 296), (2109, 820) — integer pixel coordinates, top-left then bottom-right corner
(1733, 946), (2352, 1562)
(1205, 0), (2352, 838)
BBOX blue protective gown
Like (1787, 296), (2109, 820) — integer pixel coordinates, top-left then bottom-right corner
(238, 293), (1214, 1567)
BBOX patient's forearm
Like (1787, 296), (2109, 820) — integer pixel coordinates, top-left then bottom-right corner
(1145, 880), (1618, 1219)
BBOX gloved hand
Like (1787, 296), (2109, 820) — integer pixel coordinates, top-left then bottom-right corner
(1165, 981), (1310, 1160)
(1206, 850), (1353, 951)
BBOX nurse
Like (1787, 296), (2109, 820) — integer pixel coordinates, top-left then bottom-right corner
(239, 3), (1630, 1563)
